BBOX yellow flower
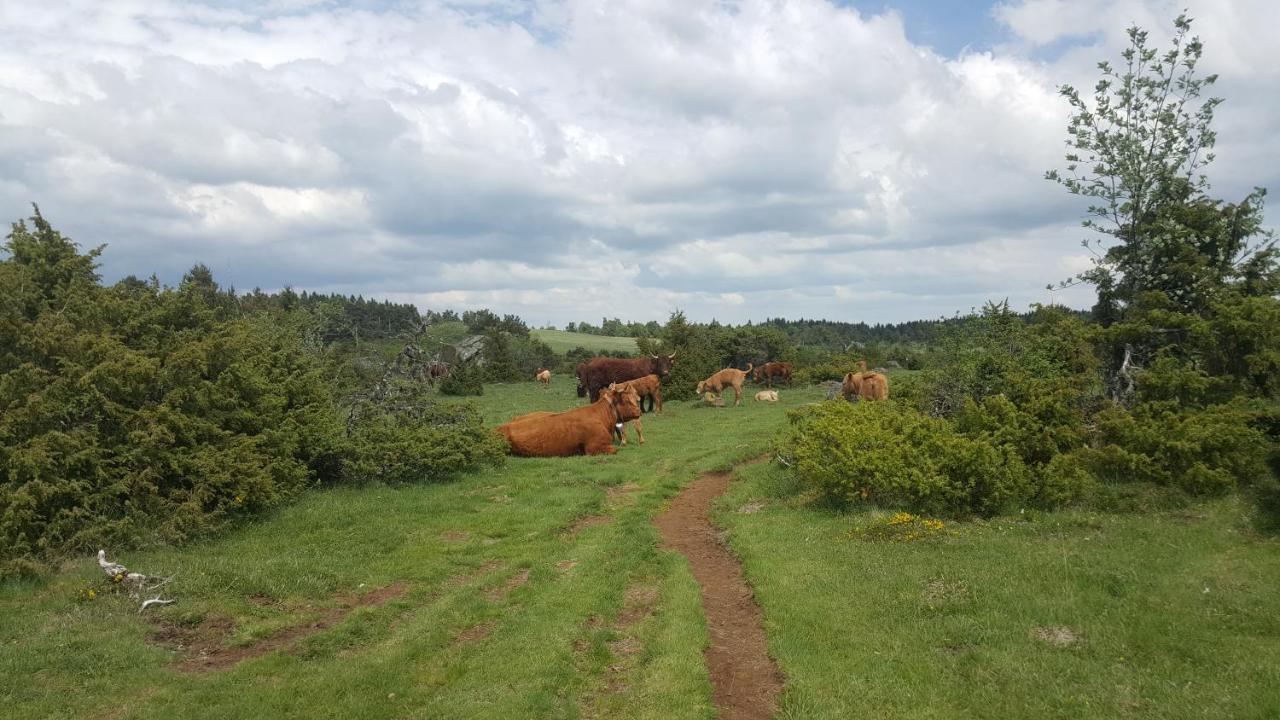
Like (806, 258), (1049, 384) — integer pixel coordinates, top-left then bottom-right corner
(234, 495), (244, 505)
(113, 573), (124, 583)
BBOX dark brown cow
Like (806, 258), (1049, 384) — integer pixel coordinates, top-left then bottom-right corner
(752, 361), (793, 387)
(498, 384), (642, 457)
(579, 353), (676, 402)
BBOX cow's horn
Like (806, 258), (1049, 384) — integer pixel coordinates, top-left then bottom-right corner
(668, 352), (677, 359)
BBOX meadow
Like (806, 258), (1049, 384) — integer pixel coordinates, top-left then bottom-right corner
(530, 329), (640, 355)
(2, 377), (1278, 719)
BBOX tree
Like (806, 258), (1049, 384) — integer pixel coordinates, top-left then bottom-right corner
(1047, 14), (1277, 400)
(1047, 14), (1271, 309)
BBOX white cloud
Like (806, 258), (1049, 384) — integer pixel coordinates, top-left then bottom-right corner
(0, 0), (1275, 324)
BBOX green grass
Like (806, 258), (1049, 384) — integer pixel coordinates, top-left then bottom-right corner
(717, 461), (1280, 719)
(531, 329), (639, 355)
(0, 376), (803, 720)
(3, 379), (1278, 719)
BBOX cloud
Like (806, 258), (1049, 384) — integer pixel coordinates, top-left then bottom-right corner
(0, 0), (1275, 325)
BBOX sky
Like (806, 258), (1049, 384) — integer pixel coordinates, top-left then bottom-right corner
(1, 0), (1276, 327)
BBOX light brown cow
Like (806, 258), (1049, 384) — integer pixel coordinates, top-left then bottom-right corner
(859, 372), (889, 401)
(621, 374), (663, 414)
(696, 363), (753, 407)
(498, 384), (641, 457)
(754, 389), (779, 402)
(841, 370), (889, 402)
(535, 368), (551, 387)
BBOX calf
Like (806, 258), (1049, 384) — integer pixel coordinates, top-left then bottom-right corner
(621, 373), (663, 414)
(696, 363), (753, 407)
(611, 374), (664, 446)
(535, 368), (551, 387)
(498, 384), (642, 457)
(754, 389), (779, 402)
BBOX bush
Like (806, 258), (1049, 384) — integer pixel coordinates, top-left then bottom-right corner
(0, 210), (501, 576)
(785, 401), (1030, 517)
(344, 393), (504, 484)
(1083, 401), (1270, 496)
(439, 360), (485, 396)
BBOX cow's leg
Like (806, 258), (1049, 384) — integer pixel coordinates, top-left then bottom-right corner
(734, 385), (742, 406)
(654, 389), (663, 413)
(585, 434), (617, 455)
(633, 418), (644, 445)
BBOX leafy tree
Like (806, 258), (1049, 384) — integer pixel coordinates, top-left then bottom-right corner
(1048, 13), (1277, 401)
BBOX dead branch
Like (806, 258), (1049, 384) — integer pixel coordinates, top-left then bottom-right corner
(97, 550), (176, 611)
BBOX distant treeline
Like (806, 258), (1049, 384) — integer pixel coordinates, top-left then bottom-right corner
(564, 311), (1091, 351)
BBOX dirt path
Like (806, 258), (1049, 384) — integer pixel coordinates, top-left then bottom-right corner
(655, 463), (783, 720)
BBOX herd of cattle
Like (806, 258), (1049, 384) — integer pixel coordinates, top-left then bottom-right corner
(495, 355), (890, 457)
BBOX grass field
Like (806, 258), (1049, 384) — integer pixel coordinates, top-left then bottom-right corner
(531, 329), (639, 355)
(3, 378), (1278, 719)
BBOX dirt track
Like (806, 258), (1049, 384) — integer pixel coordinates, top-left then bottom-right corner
(655, 463), (783, 720)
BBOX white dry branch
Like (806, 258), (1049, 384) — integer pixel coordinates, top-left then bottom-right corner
(97, 550), (176, 612)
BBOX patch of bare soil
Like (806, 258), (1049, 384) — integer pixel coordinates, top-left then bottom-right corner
(579, 583), (662, 715)
(439, 530), (471, 542)
(655, 462), (783, 720)
(606, 483), (642, 505)
(445, 560), (503, 588)
(1032, 625), (1082, 648)
(451, 620), (496, 647)
(155, 582), (409, 673)
(568, 515), (613, 535)
(484, 568), (531, 602)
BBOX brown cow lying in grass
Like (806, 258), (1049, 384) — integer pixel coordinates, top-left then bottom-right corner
(841, 369), (890, 402)
(696, 363), (753, 407)
(535, 368), (551, 386)
(498, 383), (641, 456)
(752, 361), (793, 387)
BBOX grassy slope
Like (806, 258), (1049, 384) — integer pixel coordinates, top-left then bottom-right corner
(718, 461), (1280, 719)
(531, 329), (639, 355)
(3, 380), (1279, 719)
(0, 377), (801, 720)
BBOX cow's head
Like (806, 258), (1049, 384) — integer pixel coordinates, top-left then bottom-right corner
(751, 365), (763, 381)
(604, 382), (642, 422)
(648, 352), (677, 378)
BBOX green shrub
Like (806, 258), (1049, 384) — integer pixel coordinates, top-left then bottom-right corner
(1084, 401), (1270, 496)
(792, 362), (848, 385)
(785, 401), (1029, 517)
(0, 210), (501, 576)
(344, 399), (504, 484)
(439, 360), (485, 396)
(1036, 451), (1099, 508)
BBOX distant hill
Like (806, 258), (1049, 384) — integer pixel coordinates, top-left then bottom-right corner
(532, 329), (639, 355)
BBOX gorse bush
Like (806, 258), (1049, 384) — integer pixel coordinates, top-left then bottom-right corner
(0, 210), (502, 576)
